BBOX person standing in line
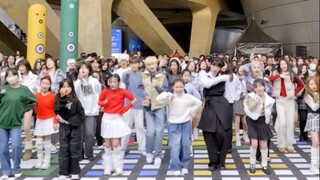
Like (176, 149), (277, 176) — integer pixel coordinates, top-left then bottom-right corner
(0, 68), (37, 179)
(54, 79), (85, 180)
(303, 76), (319, 175)
(156, 79), (202, 176)
(99, 74), (136, 176)
(17, 59), (38, 160)
(198, 57), (232, 171)
(244, 79), (275, 174)
(233, 65), (250, 146)
(74, 61), (101, 161)
(33, 76), (58, 169)
(121, 56), (147, 155)
(269, 59), (304, 153)
(141, 56), (168, 166)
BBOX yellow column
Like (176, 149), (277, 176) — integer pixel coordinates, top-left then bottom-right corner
(112, 0), (184, 55)
(79, 0), (112, 57)
(188, 0), (223, 57)
(0, 0), (61, 57)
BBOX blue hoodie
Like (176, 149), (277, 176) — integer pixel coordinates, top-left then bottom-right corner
(122, 70), (147, 109)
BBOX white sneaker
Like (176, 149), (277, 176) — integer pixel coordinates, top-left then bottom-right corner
(154, 157), (162, 166)
(114, 168), (123, 175)
(14, 171), (22, 178)
(51, 145), (58, 153)
(71, 174), (79, 179)
(181, 168), (188, 175)
(310, 164), (320, 175)
(146, 153), (153, 163)
(40, 162), (50, 169)
(236, 140), (241, 147)
(0, 175), (9, 179)
(58, 175), (69, 180)
(173, 170), (181, 176)
(35, 161), (43, 168)
(104, 170), (112, 176)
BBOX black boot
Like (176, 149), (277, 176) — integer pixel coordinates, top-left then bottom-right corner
(249, 164), (256, 173)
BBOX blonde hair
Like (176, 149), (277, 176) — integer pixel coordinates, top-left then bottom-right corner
(144, 56), (158, 65)
(304, 76), (320, 103)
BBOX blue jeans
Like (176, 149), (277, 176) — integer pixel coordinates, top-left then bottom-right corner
(145, 107), (166, 158)
(0, 128), (22, 176)
(168, 121), (192, 170)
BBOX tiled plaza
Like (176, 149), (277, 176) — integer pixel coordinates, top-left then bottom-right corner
(1, 128), (319, 180)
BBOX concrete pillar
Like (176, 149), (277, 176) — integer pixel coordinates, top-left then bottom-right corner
(188, 0), (223, 57)
(79, 0), (112, 57)
(0, 0), (61, 57)
(113, 0), (184, 55)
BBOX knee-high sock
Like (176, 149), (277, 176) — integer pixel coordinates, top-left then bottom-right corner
(261, 148), (268, 167)
(102, 148), (112, 171)
(250, 147), (257, 165)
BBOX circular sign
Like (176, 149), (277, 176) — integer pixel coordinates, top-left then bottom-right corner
(68, 32), (74, 37)
(69, 4), (74, 8)
(35, 44), (44, 54)
(38, 32), (44, 39)
(66, 43), (76, 52)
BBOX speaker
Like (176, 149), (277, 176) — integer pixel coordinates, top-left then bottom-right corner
(296, 46), (307, 58)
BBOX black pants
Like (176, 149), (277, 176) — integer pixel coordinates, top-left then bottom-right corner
(59, 124), (82, 175)
(203, 120), (232, 167)
(95, 113), (104, 146)
(298, 110), (308, 136)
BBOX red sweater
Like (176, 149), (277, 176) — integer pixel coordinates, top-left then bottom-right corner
(269, 74), (304, 97)
(35, 92), (58, 124)
(98, 88), (135, 115)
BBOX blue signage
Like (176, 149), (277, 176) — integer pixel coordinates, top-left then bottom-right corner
(111, 29), (122, 54)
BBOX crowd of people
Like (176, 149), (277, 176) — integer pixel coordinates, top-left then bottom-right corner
(0, 49), (319, 179)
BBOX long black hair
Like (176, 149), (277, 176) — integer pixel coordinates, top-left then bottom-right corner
(58, 78), (76, 98)
(17, 59), (32, 75)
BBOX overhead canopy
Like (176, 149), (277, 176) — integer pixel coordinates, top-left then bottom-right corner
(234, 19), (282, 55)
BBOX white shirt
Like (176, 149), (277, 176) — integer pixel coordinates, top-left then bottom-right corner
(74, 76), (101, 116)
(156, 92), (202, 124)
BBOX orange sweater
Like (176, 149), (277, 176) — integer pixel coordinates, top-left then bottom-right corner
(35, 92), (58, 124)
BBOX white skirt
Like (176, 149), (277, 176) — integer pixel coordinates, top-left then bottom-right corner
(34, 118), (58, 136)
(101, 113), (131, 138)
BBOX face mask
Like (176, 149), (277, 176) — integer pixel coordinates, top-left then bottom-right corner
(6, 75), (18, 85)
(309, 64), (316, 71)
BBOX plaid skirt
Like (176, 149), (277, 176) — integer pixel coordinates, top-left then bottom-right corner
(304, 113), (319, 132)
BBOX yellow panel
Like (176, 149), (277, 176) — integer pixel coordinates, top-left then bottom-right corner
(225, 164), (237, 169)
(192, 141), (206, 146)
(242, 159), (250, 163)
(194, 170), (212, 176)
(226, 154), (233, 158)
(270, 164), (288, 168)
(194, 159), (209, 164)
(269, 154), (278, 158)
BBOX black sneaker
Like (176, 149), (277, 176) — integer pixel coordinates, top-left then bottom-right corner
(208, 164), (218, 171)
(249, 164), (256, 173)
(220, 164), (226, 170)
(262, 167), (270, 174)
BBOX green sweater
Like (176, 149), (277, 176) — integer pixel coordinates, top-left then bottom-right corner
(0, 85), (37, 129)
